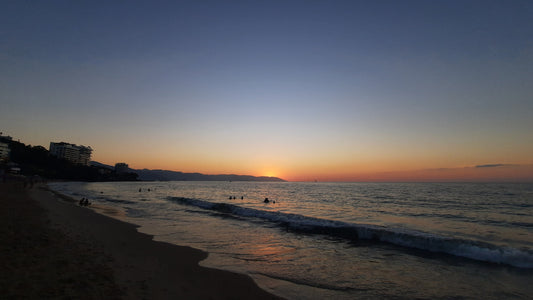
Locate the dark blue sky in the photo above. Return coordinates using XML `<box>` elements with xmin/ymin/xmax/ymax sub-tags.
<box><xmin>4</xmin><ymin>1</ymin><xmax>531</xmax><ymax>60</ymax></box>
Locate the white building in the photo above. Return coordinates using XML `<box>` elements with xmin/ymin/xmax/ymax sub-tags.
<box><xmin>0</xmin><ymin>142</ymin><xmax>9</xmax><ymax>162</ymax></box>
<box><xmin>49</xmin><ymin>142</ymin><xmax>92</xmax><ymax>166</ymax></box>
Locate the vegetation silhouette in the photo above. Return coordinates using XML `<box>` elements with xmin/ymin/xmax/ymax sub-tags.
<box><xmin>1</xmin><ymin>138</ymin><xmax>137</xmax><ymax>181</ymax></box>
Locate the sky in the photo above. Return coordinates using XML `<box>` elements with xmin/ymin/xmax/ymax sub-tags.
<box><xmin>1</xmin><ymin>0</ymin><xmax>532</xmax><ymax>181</ymax></box>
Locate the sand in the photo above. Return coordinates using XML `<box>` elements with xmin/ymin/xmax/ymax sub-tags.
<box><xmin>0</xmin><ymin>181</ymin><xmax>282</xmax><ymax>299</ymax></box>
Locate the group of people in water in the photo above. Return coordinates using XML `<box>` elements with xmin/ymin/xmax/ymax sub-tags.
<box><xmin>263</xmin><ymin>197</ymin><xmax>275</xmax><ymax>204</ymax></box>
<box><xmin>227</xmin><ymin>195</ymin><xmax>276</xmax><ymax>204</ymax></box>
<box><xmin>78</xmin><ymin>197</ymin><xmax>91</xmax><ymax>206</ymax></box>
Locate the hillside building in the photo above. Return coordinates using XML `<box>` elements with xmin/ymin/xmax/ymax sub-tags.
<box><xmin>0</xmin><ymin>142</ymin><xmax>9</xmax><ymax>162</ymax></box>
<box><xmin>115</xmin><ymin>163</ymin><xmax>130</xmax><ymax>174</ymax></box>
<box><xmin>49</xmin><ymin>142</ymin><xmax>92</xmax><ymax>166</ymax></box>
<box><xmin>0</xmin><ymin>132</ymin><xmax>13</xmax><ymax>142</ymax></box>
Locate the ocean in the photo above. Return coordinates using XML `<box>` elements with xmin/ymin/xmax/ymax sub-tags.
<box><xmin>48</xmin><ymin>181</ymin><xmax>533</xmax><ymax>299</ymax></box>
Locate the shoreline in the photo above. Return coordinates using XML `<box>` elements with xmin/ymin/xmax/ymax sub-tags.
<box><xmin>0</xmin><ymin>182</ymin><xmax>282</xmax><ymax>299</ymax></box>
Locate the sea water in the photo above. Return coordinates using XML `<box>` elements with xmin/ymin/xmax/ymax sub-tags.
<box><xmin>49</xmin><ymin>181</ymin><xmax>533</xmax><ymax>299</ymax></box>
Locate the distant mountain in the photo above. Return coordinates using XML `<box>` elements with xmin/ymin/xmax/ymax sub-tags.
<box><xmin>133</xmin><ymin>169</ymin><xmax>286</xmax><ymax>182</ymax></box>
<box><xmin>90</xmin><ymin>162</ymin><xmax>285</xmax><ymax>182</ymax></box>
<box><xmin>90</xmin><ymin>161</ymin><xmax>114</xmax><ymax>170</ymax></box>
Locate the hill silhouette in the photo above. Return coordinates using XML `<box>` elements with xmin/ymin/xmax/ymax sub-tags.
<box><xmin>134</xmin><ymin>168</ymin><xmax>285</xmax><ymax>182</ymax></box>
<box><xmin>90</xmin><ymin>162</ymin><xmax>285</xmax><ymax>182</ymax></box>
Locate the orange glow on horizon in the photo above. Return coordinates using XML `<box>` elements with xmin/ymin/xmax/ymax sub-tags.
<box><xmin>285</xmin><ymin>164</ymin><xmax>533</xmax><ymax>182</ymax></box>
<box><xmin>93</xmin><ymin>150</ymin><xmax>533</xmax><ymax>183</ymax></box>
<box><xmin>261</xmin><ymin>171</ymin><xmax>279</xmax><ymax>178</ymax></box>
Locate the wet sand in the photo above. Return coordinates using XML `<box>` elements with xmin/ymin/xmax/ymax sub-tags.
<box><xmin>0</xmin><ymin>182</ymin><xmax>282</xmax><ymax>299</ymax></box>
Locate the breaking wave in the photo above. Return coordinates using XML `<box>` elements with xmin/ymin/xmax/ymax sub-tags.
<box><xmin>168</xmin><ymin>196</ymin><xmax>533</xmax><ymax>269</ymax></box>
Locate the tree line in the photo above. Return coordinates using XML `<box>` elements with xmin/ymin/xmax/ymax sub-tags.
<box><xmin>1</xmin><ymin>138</ymin><xmax>138</xmax><ymax>181</ymax></box>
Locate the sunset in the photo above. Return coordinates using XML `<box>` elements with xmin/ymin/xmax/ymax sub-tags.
<box><xmin>1</xmin><ymin>1</ymin><xmax>532</xmax><ymax>299</ymax></box>
<box><xmin>2</xmin><ymin>1</ymin><xmax>532</xmax><ymax>182</ymax></box>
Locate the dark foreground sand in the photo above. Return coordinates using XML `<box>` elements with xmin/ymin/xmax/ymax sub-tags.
<box><xmin>0</xmin><ymin>182</ymin><xmax>282</xmax><ymax>299</ymax></box>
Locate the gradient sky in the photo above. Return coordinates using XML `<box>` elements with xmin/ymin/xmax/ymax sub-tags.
<box><xmin>1</xmin><ymin>1</ymin><xmax>532</xmax><ymax>181</ymax></box>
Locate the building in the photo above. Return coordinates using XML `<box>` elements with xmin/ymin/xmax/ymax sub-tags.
<box><xmin>115</xmin><ymin>163</ymin><xmax>130</xmax><ymax>174</ymax></box>
<box><xmin>0</xmin><ymin>132</ymin><xmax>13</xmax><ymax>142</ymax></box>
<box><xmin>0</xmin><ymin>142</ymin><xmax>9</xmax><ymax>162</ymax></box>
<box><xmin>49</xmin><ymin>142</ymin><xmax>92</xmax><ymax>166</ymax></box>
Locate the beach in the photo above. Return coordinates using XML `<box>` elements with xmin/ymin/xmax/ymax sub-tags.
<box><xmin>0</xmin><ymin>181</ymin><xmax>281</xmax><ymax>299</ymax></box>
<box><xmin>48</xmin><ymin>181</ymin><xmax>533</xmax><ymax>299</ymax></box>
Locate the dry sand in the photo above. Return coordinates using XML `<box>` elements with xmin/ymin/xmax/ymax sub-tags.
<box><xmin>0</xmin><ymin>181</ymin><xmax>282</xmax><ymax>299</ymax></box>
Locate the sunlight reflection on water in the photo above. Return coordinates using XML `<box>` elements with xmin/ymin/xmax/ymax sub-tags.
<box><xmin>50</xmin><ymin>181</ymin><xmax>533</xmax><ymax>299</ymax></box>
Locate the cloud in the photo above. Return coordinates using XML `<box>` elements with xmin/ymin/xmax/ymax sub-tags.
<box><xmin>475</xmin><ymin>164</ymin><xmax>507</xmax><ymax>168</ymax></box>
<box><xmin>350</xmin><ymin>164</ymin><xmax>533</xmax><ymax>182</ymax></box>
<box><xmin>475</xmin><ymin>164</ymin><xmax>518</xmax><ymax>168</ymax></box>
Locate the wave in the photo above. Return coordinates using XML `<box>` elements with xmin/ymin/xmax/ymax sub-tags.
<box><xmin>97</xmin><ymin>197</ymin><xmax>137</xmax><ymax>205</ymax></box>
<box><xmin>167</xmin><ymin>197</ymin><xmax>533</xmax><ymax>269</ymax></box>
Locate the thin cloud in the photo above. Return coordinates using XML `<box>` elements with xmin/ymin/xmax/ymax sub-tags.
<box><xmin>475</xmin><ymin>164</ymin><xmax>514</xmax><ymax>168</ymax></box>
<box><xmin>354</xmin><ymin>164</ymin><xmax>533</xmax><ymax>182</ymax></box>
